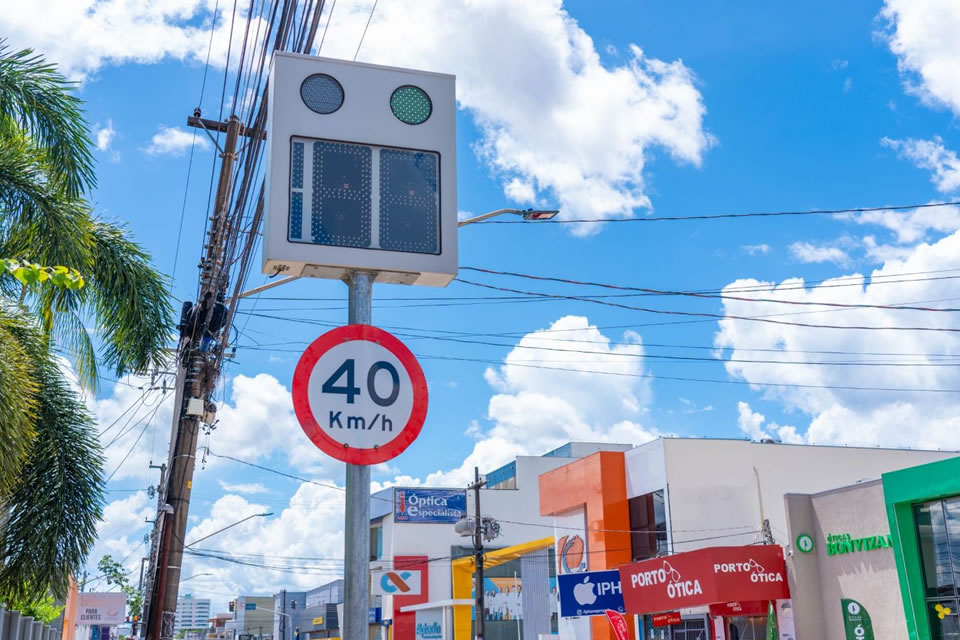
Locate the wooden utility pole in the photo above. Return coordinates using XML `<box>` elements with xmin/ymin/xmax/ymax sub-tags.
<box><xmin>143</xmin><ymin>115</ymin><xmax>242</xmax><ymax>640</ymax></box>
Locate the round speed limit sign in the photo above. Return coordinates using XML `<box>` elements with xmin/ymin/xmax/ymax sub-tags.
<box><xmin>292</xmin><ymin>325</ymin><xmax>428</xmax><ymax>465</ymax></box>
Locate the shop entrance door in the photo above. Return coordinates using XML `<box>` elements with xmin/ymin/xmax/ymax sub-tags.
<box><xmin>642</xmin><ymin>617</ymin><xmax>708</xmax><ymax>640</ymax></box>
<box><xmin>727</xmin><ymin>615</ymin><xmax>766</xmax><ymax>640</ymax></box>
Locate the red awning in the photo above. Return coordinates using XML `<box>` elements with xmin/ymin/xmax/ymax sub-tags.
<box><xmin>617</xmin><ymin>546</ymin><xmax>790</xmax><ymax>616</ymax></box>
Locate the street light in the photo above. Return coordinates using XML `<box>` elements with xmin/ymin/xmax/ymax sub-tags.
<box><xmin>458</xmin><ymin>208</ymin><xmax>560</xmax><ymax>227</ymax></box>
<box><xmin>180</xmin><ymin>573</ymin><xmax>213</xmax><ymax>583</ymax></box>
<box><xmin>185</xmin><ymin>512</ymin><xmax>273</xmax><ymax>548</ymax></box>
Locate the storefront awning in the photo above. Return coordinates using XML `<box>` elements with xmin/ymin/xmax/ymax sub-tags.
<box><xmin>618</xmin><ymin>545</ymin><xmax>790</xmax><ymax>615</ymax></box>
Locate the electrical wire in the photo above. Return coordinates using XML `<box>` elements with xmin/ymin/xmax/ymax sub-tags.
<box><xmin>461</xmin><ymin>266</ymin><xmax>960</xmax><ymax>313</ymax></box>
<box><xmin>472</xmin><ymin>199</ymin><xmax>960</xmax><ymax>225</ymax></box>
<box><xmin>354</xmin><ymin>0</ymin><xmax>379</xmax><ymax>60</ymax></box>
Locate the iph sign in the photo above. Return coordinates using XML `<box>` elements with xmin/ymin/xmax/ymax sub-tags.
<box><xmin>292</xmin><ymin>325</ymin><xmax>427</xmax><ymax>465</ymax></box>
<box><xmin>265</xmin><ymin>53</ymin><xmax>457</xmax><ymax>286</ymax></box>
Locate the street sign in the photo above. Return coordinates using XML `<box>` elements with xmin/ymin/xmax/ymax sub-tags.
<box><xmin>265</xmin><ymin>53</ymin><xmax>457</xmax><ymax>286</ymax></box>
<box><xmin>557</xmin><ymin>570</ymin><xmax>625</xmax><ymax>618</ymax></box>
<box><xmin>292</xmin><ymin>324</ymin><xmax>427</xmax><ymax>465</ymax></box>
<box><xmin>78</xmin><ymin>593</ymin><xmax>126</xmax><ymax>625</ymax></box>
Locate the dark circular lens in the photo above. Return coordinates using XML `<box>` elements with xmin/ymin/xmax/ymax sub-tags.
<box><xmin>390</xmin><ymin>85</ymin><xmax>432</xmax><ymax>125</ymax></box>
<box><xmin>300</xmin><ymin>74</ymin><xmax>344</xmax><ymax>114</ymax></box>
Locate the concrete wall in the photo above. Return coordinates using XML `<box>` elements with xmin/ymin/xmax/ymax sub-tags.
<box><xmin>637</xmin><ymin>438</ymin><xmax>956</xmax><ymax>553</ymax></box>
<box><xmin>785</xmin><ymin>481</ymin><xmax>906</xmax><ymax>640</ymax></box>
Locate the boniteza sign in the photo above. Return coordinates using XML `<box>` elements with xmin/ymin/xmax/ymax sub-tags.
<box><xmin>557</xmin><ymin>570</ymin><xmax>625</xmax><ymax>617</ymax></box>
<box><xmin>618</xmin><ymin>546</ymin><xmax>790</xmax><ymax>615</ymax></box>
<box><xmin>827</xmin><ymin>532</ymin><xmax>893</xmax><ymax>556</ymax></box>
<box><xmin>395</xmin><ymin>488</ymin><xmax>466</xmax><ymax>523</ymax></box>
<box><xmin>292</xmin><ymin>325</ymin><xmax>427</xmax><ymax>465</ymax></box>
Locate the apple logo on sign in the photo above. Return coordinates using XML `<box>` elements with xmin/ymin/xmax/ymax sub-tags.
<box><xmin>573</xmin><ymin>576</ymin><xmax>597</xmax><ymax>606</ymax></box>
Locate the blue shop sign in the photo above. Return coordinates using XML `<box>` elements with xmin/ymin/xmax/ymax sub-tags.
<box><xmin>557</xmin><ymin>570</ymin><xmax>625</xmax><ymax>618</ymax></box>
<box><xmin>395</xmin><ymin>488</ymin><xmax>466</xmax><ymax>523</ymax></box>
<box><xmin>369</xmin><ymin>607</ymin><xmax>382</xmax><ymax>624</ymax></box>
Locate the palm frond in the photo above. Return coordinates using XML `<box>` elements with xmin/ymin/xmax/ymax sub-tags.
<box><xmin>88</xmin><ymin>221</ymin><xmax>174</xmax><ymax>376</ymax></box>
<box><xmin>52</xmin><ymin>309</ymin><xmax>99</xmax><ymax>392</ymax></box>
<box><xmin>0</xmin><ymin>42</ymin><xmax>95</xmax><ymax>197</ymax></box>
<box><xmin>0</xmin><ymin>304</ymin><xmax>39</xmax><ymax>494</ymax></box>
<box><xmin>0</xmin><ymin>343</ymin><xmax>104</xmax><ymax>602</ymax></box>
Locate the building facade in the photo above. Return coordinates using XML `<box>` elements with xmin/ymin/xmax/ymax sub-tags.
<box><xmin>175</xmin><ymin>594</ymin><xmax>212</xmax><ymax>632</ymax></box>
<box><xmin>538</xmin><ymin>437</ymin><xmax>957</xmax><ymax>640</ymax></box>
<box><xmin>369</xmin><ymin>443</ymin><xmax>632</xmax><ymax>640</ymax></box>
<box><xmin>225</xmin><ymin>596</ymin><xmax>274</xmax><ymax>640</ymax></box>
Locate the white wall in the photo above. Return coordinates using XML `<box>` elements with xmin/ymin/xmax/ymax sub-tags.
<box><xmin>640</xmin><ymin>439</ymin><xmax>956</xmax><ymax>553</ymax></box>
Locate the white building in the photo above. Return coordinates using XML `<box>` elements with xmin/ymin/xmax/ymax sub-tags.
<box><xmin>175</xmin><ymin>594</ymin><xmax>212</xmax><ymax>632</ymax></box>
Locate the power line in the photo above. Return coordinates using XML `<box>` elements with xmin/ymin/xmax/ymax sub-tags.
<box><xmin>455</xmin><ymin>278</ymin><xmax>960</xmax><ymax>334</ymax></box>
<box><xmin>353</xmin><ymin>0</ymin><xmax>379</xmax><ymax>60</ymax></box>
<box><xmin>461</xmin><ymin>266</ymin><xmax>960</xmax><ymax>313</ymax></box>
<box><xmin>471</xmin><ymin>199</ymin><xmax>960</xmax><ymax>225</ymax></box>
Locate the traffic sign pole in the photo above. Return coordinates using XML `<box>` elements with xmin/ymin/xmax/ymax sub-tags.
<box><xmin>343</xmin><ymin>270</ymin><xmax>374</xmax><ymax>640</ymax></box>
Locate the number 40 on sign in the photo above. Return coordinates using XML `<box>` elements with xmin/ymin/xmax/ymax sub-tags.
<box><xmin>292</xmin><ymin>324</ymin><xmax>428</xmax><ymax>465</ymax></box>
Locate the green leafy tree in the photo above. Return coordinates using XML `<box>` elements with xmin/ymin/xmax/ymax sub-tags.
<box><xmin>2</xmin><ymin>592</ymin><xmax>63</xmax><ymax>624</ymax></box>
<box><xmin>97</xmin><ymin>555</ymin><xmax>143</xmax><ymax>619</ymax></box>
<box><xmin>0</xmin><ymin>41</ymin><xmax>174</xmax><ymax>603</ymax></box>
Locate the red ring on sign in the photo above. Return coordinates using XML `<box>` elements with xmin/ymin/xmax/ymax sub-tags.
<box><xmin>291</xmin><ymin>324</ymin><xmax>428</xmax><ymax>465</ymax></box>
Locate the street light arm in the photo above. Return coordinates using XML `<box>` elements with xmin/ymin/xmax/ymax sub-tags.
<box><xmin>184</xmin><ymin>512</ymin><xmax>273</xmax><ymax>548</ymax></box>
<box><xmin>458</xmin><ymin>209</ymin><xmax>520</xmax><ymax>227</ymax></box>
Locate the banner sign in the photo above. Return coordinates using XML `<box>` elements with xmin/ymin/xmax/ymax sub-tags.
<box><xmin>841</xmin><ymin>599</ymin><xmax>874</xmax><ymax>640</ymax></box>
<box><xmin>618</xmin><ymin>546</ymin><xmax>790</xmax><ymax>615</ymax></box>
<box><xmin>372</xmin><ymin>569</ymin><xmax>422</xmax><ymax>596</ymax></box>
<box><xmin>395</xmin><ymin>488</ymin><xmax>466</xmax><ymax>523</ymax></box>
<box><xmin>652</xmin><ymin>612</ymin><xmax>682</xmax><ymax>627</ymax></box>
<box><xmin>558</xmin><ymin>570</ymin><xmax>625</xmax><ymax>617</ymax></box>
<box><xmin>78</xmin><ymin>593</ymin><xmax>126</xmax><ymax>625</ymax></box>
<box><xmin>604</xmin><ymin>610</ymin><xmax>630</xmax><ymax>640</ymax></box>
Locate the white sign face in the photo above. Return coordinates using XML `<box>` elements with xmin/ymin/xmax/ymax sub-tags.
<box><xmin>292</xmin><ymin>325</ymin><xmax>428</xmax><ymax>465</ymax></box>
<box><xmin>414</xmin><ymin>608</ymin><xmax>442</xmax><ymax>640</ymax></box>
<box><xmin>371</xmin><ymin>569</ymin><xmax>422</xmax><ymax>597</ymax></box>
<box><xmin>78</xmin><ymin>593</ymin><xmax>126</xmax><ymax>625</ymax></box>
<box><xmin>265</xmin><ymin>53</ymin><xmax>457</xmax><ymax>287</ymax></box>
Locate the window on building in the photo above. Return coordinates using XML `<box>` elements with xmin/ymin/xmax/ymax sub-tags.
<box><xmin>370</xmin><ymin>525</ymin><xmax>383</xmax><ymax>561</ymax></box>
<box><xmin>915</xmin><ymin>497</ymin><xmax>960</xmax><ymax>639</ymax></box>
<box><xmin>629</xmin><ymin>490</ymin><xmax>668</xmax><ymax>561</ymax></box>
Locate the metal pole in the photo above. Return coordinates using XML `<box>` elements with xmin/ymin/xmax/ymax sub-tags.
<box><xmin>343</xmin><ymin>271</ymin><xmax>374</xmax><ymax>640</ymax></box>
<box><xmin>473</xmin><ymin>467</ymin><xmax>485</xmax><ymax>640</ymax></box>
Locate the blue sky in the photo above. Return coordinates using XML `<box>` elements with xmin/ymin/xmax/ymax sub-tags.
<box><xmin>5</xmin><ymin>0</ymin><xmax>960</xmax><ymax>606</ymax></box>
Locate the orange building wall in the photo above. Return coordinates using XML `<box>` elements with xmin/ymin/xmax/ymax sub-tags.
<box><xmin>539</xmin><ymin>451</ymin><xmax>633</xmax><ymax>640</ymax></box>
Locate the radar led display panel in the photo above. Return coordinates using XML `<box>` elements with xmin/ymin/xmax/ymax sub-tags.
<box><xmin>265</xmin><ymin>54</ymin><xmax>456</xmax><ymax>286</ymax></box>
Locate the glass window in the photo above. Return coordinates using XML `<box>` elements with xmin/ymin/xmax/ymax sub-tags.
<box><xmin>629</xmin><ymin>490</ymin><xmax>668</xmax><ymax>561</ymax></box>
<box><xmin>928</xmin><ymin>600</ymin><xmax>960</xmax><ymax>640</ymax></box>
<box><xmin>916</xmin><ymin>502</ymin><xmax>957</xmax><ymax>598</ymax></box>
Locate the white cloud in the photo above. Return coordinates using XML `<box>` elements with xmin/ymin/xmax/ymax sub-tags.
<box><xmin>843</xmin><ymin>77</ymin><xmax>853</xmax><ymax>93</ymax></box>
<box><xmin>837</xmin><ymin>203</ymin><xmax>960</xmax><ymax>246</ymax></box>
<box><xmin>736</xmin><ymin>401</ymin><xmax>769</xmax><ymax>440</ymax></box>
<box><xmin>0</xmin><ymin>0</ymin><xmax>268</xmax><ymax>81</ymax></box>
<box><xmin>715</xmin><ymin>229</ymin><xmax>960</xmax><ymax>450</ymax></box>
<box><xmin>317</xmin><ymin>0</ymin><xmax>714</xmax><ymax>228</ymax></box>
<box><xmin>880</xmin><ymin>0</ymin><xmax>960</xmax><ymax>115</ymax></box>
<box><xmin>94</xmin><ymin>120</ymin><xmax>116</xmax><ymax>152</ymax></box>
<box><xmin>882</xmin><ymin>136</ymin><xmax>960</xmax><ymax>193</ymax></box>
<box><xmin>415</xmin><ymin>315</ymin><xmax>660</xmax><ymax>486</ymax></box>
<box><xmin>788</xmin><ymin>241</ymin><xmax>851</xmax><ymax>266</ymax></box>
<box><xmin>145</xmin><ymin>126</ymin><xmax>209</xmax><ymax>156</ymax></box>
<box><xmin>831</xmin><ymin>59</ymin><xmax>849</xmax><ymax>70</ymax></box>
<box><xmin>504</xmin><ymin>178</ymin><xmax>536</xmax><ymax>204</ymax></box>
<box><xmin>218</xmin><ymin>481</ymin><xmax>271</xmax><ymax>495</ymax></box>
<box><xmin>741</xmin><ymin>244</ymin><xmax>770</xmax><ymax>256</ymax></box>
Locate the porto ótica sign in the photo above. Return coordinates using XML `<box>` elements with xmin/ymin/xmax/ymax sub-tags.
<box><xmin>292</xmin><ymin>325</ymin><xmax>427</xmax><ymax>465</ymax></box>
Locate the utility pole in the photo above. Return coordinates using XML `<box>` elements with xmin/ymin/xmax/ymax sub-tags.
<box><xmin>468</xmin><ymin>467</ymin><xmax>486</xmax><ymax>640</ymax></box>
<box><xmin>144</xmin><ymin>115</ymin><xmax>243</xmax><ymax>640</ymax></box>
<box><xmin>343</xmin><ymin>271</ymin><xmax>373</xmax><ymax>640</ymax></box>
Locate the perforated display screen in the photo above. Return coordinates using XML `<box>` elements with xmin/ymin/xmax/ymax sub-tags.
<box><xmin>289</xmin><ymin>137</ymin><xmax>440</xmax><ymax>255</ymax></box>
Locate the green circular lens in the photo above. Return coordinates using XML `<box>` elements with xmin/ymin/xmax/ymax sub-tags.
<box><xmin>390</xmin><ymin>85</ymin><xmax>432</xmax><ymax>125</ymax></box>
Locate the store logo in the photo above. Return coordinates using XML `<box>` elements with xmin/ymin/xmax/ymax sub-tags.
<box><xmin>557</xmin><ymin>535</ymin><xmax>586</xmax><ymax>574</ymax></box>
<box><xmin>380</xmin><ymin>571</ymin><xmax>413</xmax><ymax>593</ymax></box>
<box><xmin>573</xmin><ymin>576</ymin><xmax>597</xmax><ymax>606</ymax></box>
<box><xmin>713</xmin><ymin>558</ymin><xmax>784</xmax><ymax>583</ymax></box>
<box><xmin>629</xmin><ymin>560</ymin><xmax>703</xmax><ymax>599</ymax></box>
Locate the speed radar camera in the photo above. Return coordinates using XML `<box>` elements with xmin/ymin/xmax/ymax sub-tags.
<box><xmin>263</xmin><ymin>53</ymin><xmax>457</xmax><ymax>286</ymax></box>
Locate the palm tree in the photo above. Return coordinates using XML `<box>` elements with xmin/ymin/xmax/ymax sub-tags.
<box><xmin>0</xmin><ymin>42</ymin><xmax>174</xmax><ymax>602</ymax></box>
